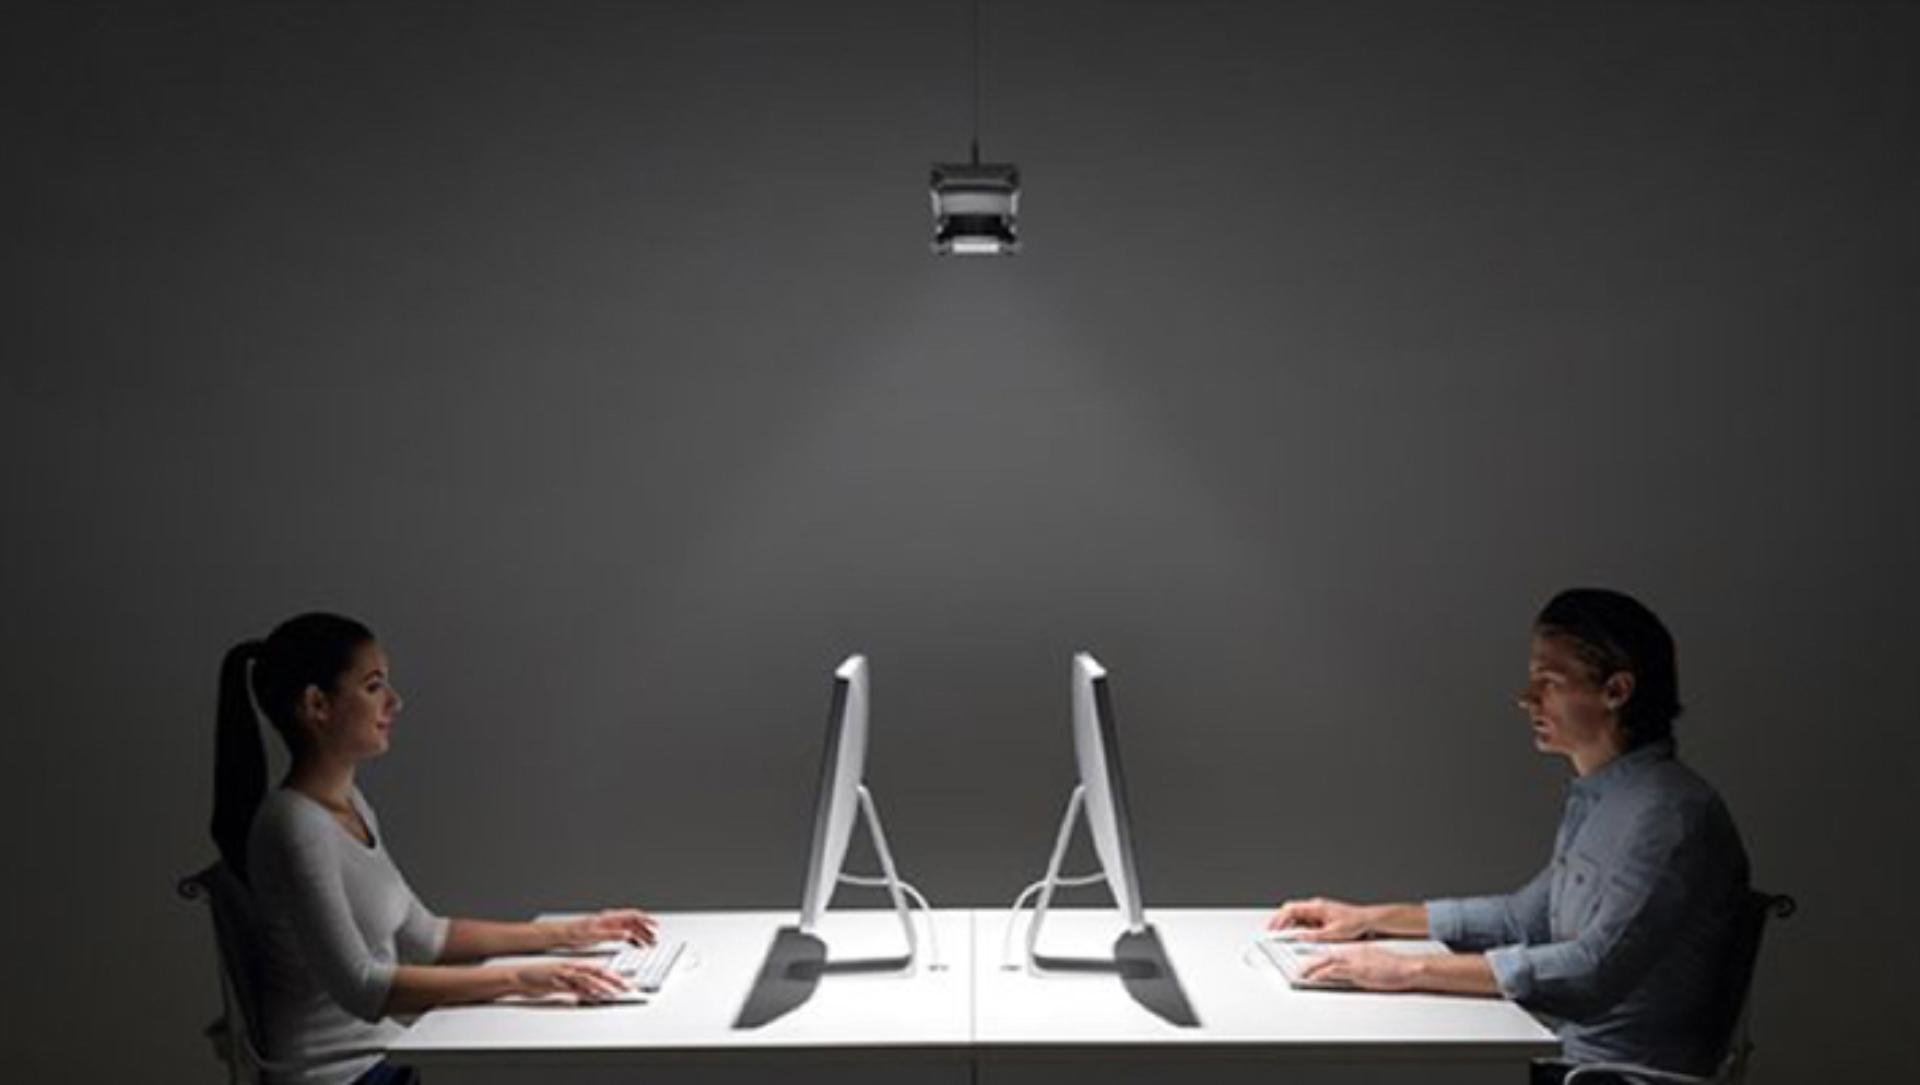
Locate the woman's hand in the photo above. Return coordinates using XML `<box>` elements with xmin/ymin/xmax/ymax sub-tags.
<box><xmin>553</xmin><ymin>908</ymin><xmax>659</xmax><ymax>949</ymax></box>
<box><xmin>509</xmin><ymin>960</ymin><xmax>631</xmax><ymax>1002</ymax></box>
<box><xmin>1266</xmin><ymin>897</ymin><xmax>1375</xmax><ymax>941</ymax></box>
<box><xmin>1297</xmin><ymin>945</ymin><xmax>1424</xmax><ymax>991</ymax></box>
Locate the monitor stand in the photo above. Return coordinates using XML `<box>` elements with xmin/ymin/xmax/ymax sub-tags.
<box><xmin>1006</xmin><ymin>786</ymin><xmax>1199</xmax><ymax>1027</ymax></box>
<box><xmin>810</xmin><ymin>784</ymin><xmax>928</xmax><ymax>972</ymax></box>
<box><xmin>737</xmin><ymin>786</ymin><xmax>938</xmax><ymax>1029</ymax></box>
<box><xmin>1016</xmin><ymin>783</ymin><xmax>1150</xmax><ymax>975</ymax></box>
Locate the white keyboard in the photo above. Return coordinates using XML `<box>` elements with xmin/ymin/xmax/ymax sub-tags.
<box><xmin>1255</xmin><ymin>936</ymin><xmax>1447</xmax><ymax>990</ymax></box>
<box><xmin>1255</xmin><ymin>936</ymin><xmax>1348</xmax><ymax>989</ymax></box>
<box><xmin>606</xmin><ymin>939</ymin><xmax>686</xmax><ymax>993</ymax></box>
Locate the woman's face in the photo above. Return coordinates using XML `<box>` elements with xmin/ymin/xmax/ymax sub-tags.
<box><xmin>1517</xmin><ymin>633</ymin><xmax>1627</xmax><ymax>761</ymax></box>
<box><xmin>302</xmin><ymin>642</ymin><xmax>403</xmax><ymax>761</ymax></box>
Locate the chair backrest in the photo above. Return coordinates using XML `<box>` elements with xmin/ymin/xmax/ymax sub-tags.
<box><xmin>1706</xmin><ymin>888</ymin><xmax>1795</xmax><ymax>1079</ymax></box>
<box><xmin>179</xmin><ymin>861</ymin><xmax>272</xmax><ymax>1079</ymax></box>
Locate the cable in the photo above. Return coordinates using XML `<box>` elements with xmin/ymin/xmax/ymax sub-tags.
<box><xmin>998</xmin><ymin>873</ymin><xmax>1105</xmax><ymax>969</ymax></box>
<box><xmin>838</xmin><ymin>873</ymin><xmax>944</xmax><ymax>970</ymax></box>
<box><xmin>971</xmin><ymin>0</ymin><xmax>981</xmax><ymax>161</ymax></box>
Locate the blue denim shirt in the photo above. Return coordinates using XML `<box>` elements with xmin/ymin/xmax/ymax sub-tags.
<box><xmin>1426</xmin><ymin>740</ymin><xmax>1750</xmax><ymax>1074</ymax></box>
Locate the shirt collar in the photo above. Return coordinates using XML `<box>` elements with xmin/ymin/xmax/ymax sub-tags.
<box><xmin>1571</xmin><ymin>737</ymin><xmax>1675</xmax><ymax>794</ymax></box>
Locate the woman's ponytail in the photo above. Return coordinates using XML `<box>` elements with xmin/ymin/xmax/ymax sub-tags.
<box><xmin>212</xmin><ymin>639</ymin><xmax>267</xmax><ymax>883</ymax></box>
<box><xmin>209</xmin><ymin>614</ymin><xmax>377</xmax><ymax>881</ymax></box>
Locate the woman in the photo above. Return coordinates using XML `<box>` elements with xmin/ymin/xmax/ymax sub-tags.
<box><xmin>212</xmin><ymin>613</ymin><xmax>657</xmax><ymax>1085</ymax></box>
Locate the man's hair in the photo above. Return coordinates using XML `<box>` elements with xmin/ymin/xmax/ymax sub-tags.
<box><xmin>1535</xmin><ymin>588</ymin><xmax>1683</xmax><ymax>749</ymax></box>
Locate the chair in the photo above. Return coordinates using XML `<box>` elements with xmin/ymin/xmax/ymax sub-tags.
<box><xmin>1557</xmin><ymin>890</ymin><xmax>1797</xmax><ymax>1085</ymax></box>
<box><xmin>179</xmin><ymin>862</ymin><xmax>387</xmax><ymax>1085</ymax></box>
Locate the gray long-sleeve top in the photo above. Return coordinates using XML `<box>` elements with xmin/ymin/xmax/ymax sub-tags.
<box><xmin>249</xmin><ymin>786</ymin><xmax>450</xmax><ymax>1085</ymax></box>
<box><xmin>1426</xmin><ymin>739</ymin><xmax>1750</xmax><ymax>1075</ymax></box>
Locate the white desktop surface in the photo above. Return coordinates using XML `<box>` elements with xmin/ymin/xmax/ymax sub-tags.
<box><xmin>975</xmin><ymin>908</ymin><xmax>1557</xmax><ymax>1061</ymax></box>
<box><xmin>392</xmin><ymin>909</ymin><xmax>971</xmax><ymax>1066</ymax></box>
<box><xmin>392</xmin><ymin>907</ymin><xmax>1557</xmax><ymax>1070</ymax></box>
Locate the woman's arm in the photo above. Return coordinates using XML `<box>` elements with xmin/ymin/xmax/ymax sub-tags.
<box><xmin>437</xmin><ymin>910</ymin><xmax>659</xmax><ymax>963</ymax></box>
<box><xmin>254</xmin><ymin>812</ymin><xmax>410</xmax><ymax>1022</ymax></box>
<box><xmin>439</xmin><ymin>919</ymin><xmax>570</xmax><ymax>961</ymax></box>
<box><xmin>382</xmin><ymin>960</ymin><xmax>630</xmax><ymax>1016</ymax></box>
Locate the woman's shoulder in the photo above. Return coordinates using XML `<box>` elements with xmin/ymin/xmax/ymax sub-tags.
<box><xmin>249</xmin><ymin>787</ymin><xmax>337</xmax><ymax>854</ymax></box>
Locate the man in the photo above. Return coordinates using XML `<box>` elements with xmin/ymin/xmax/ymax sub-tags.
<box><xmin>1268</xmin><ymin>589</ymin><xmax>1750</xmax><ymax>1082</ymax></box>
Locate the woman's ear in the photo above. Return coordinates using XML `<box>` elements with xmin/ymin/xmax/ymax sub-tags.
<box><xmin>297</xmin><ymin>684</ymin><xmax>331</xmax><ymax>728</ymax></box>
<box><xmin>1602</xmin><ymin>671</ymin><xmax>1636</xmax><ymax>712</ymax></box>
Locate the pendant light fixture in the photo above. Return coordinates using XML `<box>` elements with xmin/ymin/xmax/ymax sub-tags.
<box><xmin>930</xmin><ymin>0</ymin><xmax>1020</xmax><ymax>255</ymax></box>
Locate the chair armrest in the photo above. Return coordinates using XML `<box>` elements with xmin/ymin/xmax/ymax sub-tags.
<box><xmin>1565</xmin><ymin>1062</ymin><xmax>1711</xmax><ymax>1084</ymax></box>
<box><xmin>203</xmin><ymin>1017</ymin><xmax>233</xmax><ymax>1060</ymax></box>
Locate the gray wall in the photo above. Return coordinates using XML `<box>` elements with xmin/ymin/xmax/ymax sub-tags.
<box><xmin>6</xmin><ymin>1</ymin><xmax>1915</xmax><ymax>1080</ymax></box>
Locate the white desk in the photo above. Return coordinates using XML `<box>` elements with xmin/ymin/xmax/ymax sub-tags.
<box><xmin>975</xmin><ymin>908</ymin><xmax>1557</xmax><ymax>1085</ymax></box>
<box><xmin>393</xmin><ymin>910</ymin><xmax>971</xmax><ymax>1069</ymax></box>
<box><xmin>391</xmin><ymin>907</ymin><xmax>1557</xmax><ymax>1084</ymax></box>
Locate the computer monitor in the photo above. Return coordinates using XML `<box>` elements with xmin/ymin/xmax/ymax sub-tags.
<box><xmin>1069</xmin><ymin>653</ymin><xmax>1147</xmax><ymax>934</ymax></box>
<box><xmin>791</xmin><ymin>654</ymin><xmax>928</xmax><ymax>966</ymax></box>
<box><xmin>1002</xmin><ymin>654</ymin><xmax>1194</xmax><ymax>1023</ymax></box>
<box><xmin>799</xmin><ymin>655</ymin><xmax>873</xmax><ymax>932</ymax></box>
<box><xmin>1014</xmin><ymin>652</ymin><xmax>1155</xmax><ymax>970</ymax></box>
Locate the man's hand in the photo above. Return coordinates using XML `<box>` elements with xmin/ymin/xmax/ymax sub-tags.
<box><xmin>1266</xmin><ymin>897</ymin><xmax>1374</xmax><ymax>941</ymax></box>
<box><xmin>1297</xmin><ymin>945</ymin><xmax>1424</xmax><ymax>991</ymax></box>
<box><xmin>555</xmin><ymin>908</ymin><xmax>659</xmax><ymax>948</ymax></box>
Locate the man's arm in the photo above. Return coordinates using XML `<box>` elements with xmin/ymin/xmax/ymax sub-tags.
<box><xmin>1414</xmin><ymin>952</ymin><xmax>1503</xmax><ymax>996</ymax></box>
<box><xmin>1363</xmin><ymin>902</ymin><xmax>1433</xmax><ymax>937</ymax></box>
<box><xmin>1427</xmin><ymin>864</ymin><xmax>1554</xmax><ymax>950</ymax></box>
<box><xmin>1300</xmin><ymin>945</ymin><xmax>1504</xmax><ymax>995</ymax></box>
<box><xmin>1272</xmin><ymin>868</ymin><xmax>1552</xmax><ymax>948</ymax></box>
<box><xmin>1266</xmin><ymin>898</ymin><xmax>1431</xmax><ymax>939</ymax></box>
<box><xmin>1482</xmin><ymin>803</ymin><xmax>1706</xmax><ymax>1019</ymax></box>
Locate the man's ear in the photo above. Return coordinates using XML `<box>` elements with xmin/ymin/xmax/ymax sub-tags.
<box><xmin>1602</xmin><ymin>671</ymin><xmax>1636</xmax><ymax>713</ymax></box>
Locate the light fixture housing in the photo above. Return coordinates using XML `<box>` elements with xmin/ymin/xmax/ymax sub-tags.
<box><xmin>930</xmin><ymin>160</ymin><xmax>1020</xmax><ymax>256</ymax></box>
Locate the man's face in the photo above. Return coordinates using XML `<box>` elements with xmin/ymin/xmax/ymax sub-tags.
<box><xmin>1517</xmin><ymin>633</ymin><xmax>1622</xmax><ymax>758</ymax></box>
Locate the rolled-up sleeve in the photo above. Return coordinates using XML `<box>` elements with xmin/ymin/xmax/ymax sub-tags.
<box><xmin>1427</xmin><ymin>864</ymin><xmax>1551</xmax><ymax>951</ymax></box>
<box><xmin>1481</xmin><ymin>804</ymin><xmax>1698</xmax><ymax>1019</ymax></box>
<box><xmin>257</xmin><ymin>826</ymin><xmax>399</xmax><ymax>1022</ymax></box>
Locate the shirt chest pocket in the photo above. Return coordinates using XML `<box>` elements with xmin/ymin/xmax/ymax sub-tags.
<box><xmin>1553</xmin><ymin>851</ymin><xmax>1607</xmax><ymax>939</ymax></box>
